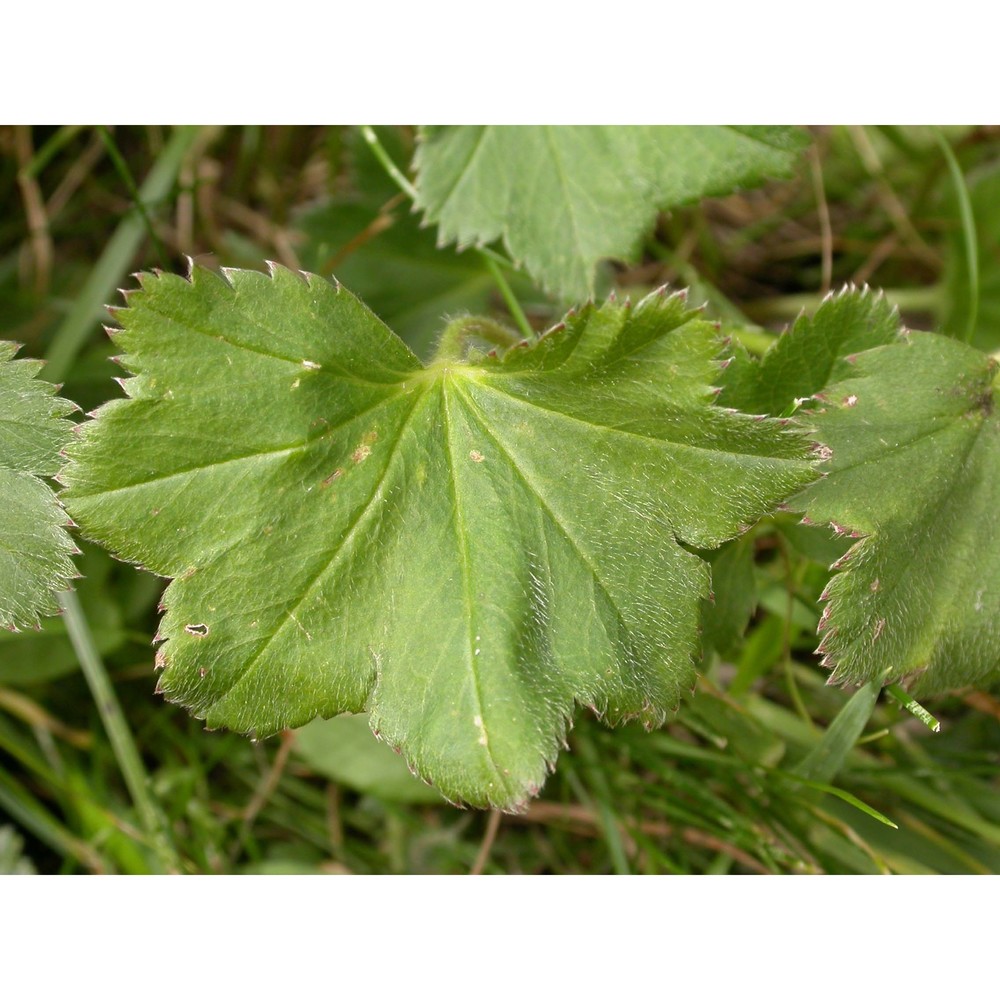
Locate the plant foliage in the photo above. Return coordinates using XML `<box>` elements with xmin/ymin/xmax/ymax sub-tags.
<box><xmin>795</xmin><ymin>327</ymin><xmax>1000</xmax><ymax>694</ymax></box>
<box><xmin>61</xmin><ymin>265</ymin><xmax>814</xmax><ymax>808</ymax></box>
<box><xmin>0</xmin><ymin>343</ymin><xmax>77</xmax><ymax>629</ymax></box>
<box><xmin>731</xmin><ymin>289</ymin><xmax>1000</xmax><ymax>694</ymax></box>
<box><xmin>414</xmin><ymin>125</ymin><xmax>810</xmax><ymax>300</ymax></box>
<box><xmin>4</xmin><ymin>124</ymin><xmax>1000</xmax><ymax>874</ymax></box>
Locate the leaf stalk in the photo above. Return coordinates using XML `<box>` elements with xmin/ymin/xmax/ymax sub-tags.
<box><xmin>359</xmin><ymin>126</ymin><xmax>418</xmax><ymax>202</ymax></box>
<box><xmin>479</xmin><ymin>252</ymin><xmax>534</xmax><ymax>340</ymax></box>
<box><xmin>432</xmin><ymin>315</ymin><xmax>522</xmax><ymax>363</ymax></box>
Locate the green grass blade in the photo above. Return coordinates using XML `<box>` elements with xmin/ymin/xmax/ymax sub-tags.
<box><xmin>18</xmin><ymin>125</ymin><xmax>87</xmax><ymax>180</ymax></box>
<box><xmin>0</xmin><ymin>769</ymin><xmax>106</xmax><ymax>872</ymax></box>
<box><xmin>935</xmin><ymin>128</ymin><xmax>979</xmax><ymax>343</ymax></box>
<box><xmin>480</xmin><ymin>252</ymin><xmax>534</xmax><ymax>340</ymax></box>
<box><xmin>870</xmin><ymin>771</ymin><xmax>1000</xmax><ymax>847</ymax></box>
<box><xmin>785</xmin><ymin>773</ymin><xmax>898</xmax><ymax>828</ymax></box>
<box><xmin>95</xmin><ymin>126</ymin><xmax>168</xmax><ymax>264</ymax></box>
<box><xmin>59</xmin><ymin>590</ymin><xmax>181</xmax><ymax>873</ymax></box>
<box><xmin>359</xmin><ymin>125</ymin><xmax>417</xmax><ymax>201</ymax></box>
<box><xmin>886</xmin><ymin>684</ymin><xmax>941</xmax><ymax>732</ymax></box>
<box><xmin>566</xmin><ymin>737</ymin><xmax>632</xmax><ymax>875</ymax></box>
<box><xmin>793</xmin><ymin>681</ymin><xmax>879</xmax><ymax>785</ymax></box>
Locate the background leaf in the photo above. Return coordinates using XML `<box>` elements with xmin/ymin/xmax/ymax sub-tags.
<box><xmin>792</xmin><ymin>329</ymin><xmax>1000</xmax><ymax>694</ymax></box>
<box><xmin>294</xmin><ymin>714</ymin><xmax>444</xmax><ymax>804</ymax></box>
<box><xmin>413</xmin><ymin>125</ymin><xmax>810</xmax><ymax>301</ymax></box>
<box><xmin>733</xmin><ymin>287</ymin><xmax>1000</xmax><ymax>694</ymax></box>
<box><xmin>0</xmin><ymin>342</ymin><xmax>77</xmax><ymax>629</ymax></box>
<box><xmin>700</xmin><ymin>535</ymin><xmax>757</xmax><ymax>660</ymax></box>
<box><xmin>62</xmin><ymin>267</ymin><xmax>814</xmax><ymax>809</ymax></box>
<box><xmin>295</xmin><ymin>127</ymin><xmax>539</xmax><ymax>360</ymax></box>
<box><xmin>0</xmin><ymin>544</ymin><xmax>126</xmax><ymax>684</ymax></box>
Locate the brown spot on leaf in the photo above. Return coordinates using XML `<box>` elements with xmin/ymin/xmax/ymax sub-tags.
<box><xmin>469</xmin><ymin>450</ymin><xmax>485</xmax><ymax>463</ymax></box>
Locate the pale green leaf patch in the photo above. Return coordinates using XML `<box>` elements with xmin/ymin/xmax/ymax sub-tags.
<box><xmin>295</xmin><ymin>713</ymin><xmax>444</xmax><ymax>804</ymax></box>
<box><xmin>62</xmin><ymin>265</ymin><xmax>814</xmax><ymax>809</ymax></box>
<box><xmin>0</xmin><ymin>343</ymin><xmax>78</xmax><ymax>629</ymax></box>
<box><xmin>414</xmin><ymin>125</ymin><xmax>810</xmax><ymax>302</ymax></box>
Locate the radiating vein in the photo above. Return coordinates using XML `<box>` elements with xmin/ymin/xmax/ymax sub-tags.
<box><xmin>454</xmin><ymin>382</ymin><xmax>634</xmax><ymax>651</ymax></box>
<box><xmin>199</xmin><ymin>388</ymin><xmax>427</xmax><ymax>711</ymax></box>
<box><xmin>441</xmin><ymin>382</ymin><xmax>505</xmax><ymax>782</ymax></box>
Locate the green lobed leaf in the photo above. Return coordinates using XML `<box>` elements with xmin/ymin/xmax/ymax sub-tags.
<box><xmin>0</xmin><ymin>343</ymin><xmax>77</xmax><ymax>629</ymax></box>
<box><xmin>794</xmin><ymin>330</ymin><xmax>1000</xmax><ymax>694</ymax></box>
<box><xmin>413</xmin><ymin>125</ymin><xmax>810</xmax><ymax>302</ymax></box>
<box><xmin>62</xmin><ymin>265</ymin><xmax>814</xmax><ymax>809</ymax></box>
<box><xmin>738</xmin><ymin>288</ymin><xmax>1000</xmax><ymax>695</ymax></box>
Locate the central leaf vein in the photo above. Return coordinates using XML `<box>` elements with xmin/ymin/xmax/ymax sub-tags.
<box><xmin>442</xmin><ymin>383</ymin><xmax>505</xmax><ymax>781</ymax></box>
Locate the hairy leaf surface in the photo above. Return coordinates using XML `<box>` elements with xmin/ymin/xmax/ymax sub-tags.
<box><xmin>0</xmin><ymin>343</ymin><xmax>77</xmax><ymax>628</ymax></box>
<box><xmin>737</xmin><ymin>290</ymin><xmax>1000</xmax><ymax>694</ymax></box>
<box><xmin>413</xmin><ymin>126</ymin><xmax>810</xmax><ymax>301</ymax></box>
<box><xmin>720</xmin><ymin>289</ymin><xmax>901</xmax><ymax>416</ymax></box>
<box><xmin>62</xmin><ymin>266</ymin><xmax>814</xmax><ymax>808</ymax></box>
<box><xmin>795</xmin><ymin>332</ymin><xmax>1000</xmax><ymax>694</ymax></box>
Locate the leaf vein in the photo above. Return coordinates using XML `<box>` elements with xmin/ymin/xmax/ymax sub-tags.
<box><xmin>70</xmin><ymin>392</ymin><xmax>405</xmax><ymax>500</ymax></box>
<box><xmin>441</xmin><ymin>383</ymin><xmax>507</xmax><ymax>783</ymax></box>
<box><xmin>193</xmin><ymin>389</ymin><xmax>428</xmax><ymax>714</ymax></box>
<box><xmin>139</xmin><ymin>297</ymin><xmax>409</xmax><ymax>389</ymax></box>
<box><xmin>454</xmin><ymin>383</ymin><xmax>634</xmax><ymax>652</ymax></box>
